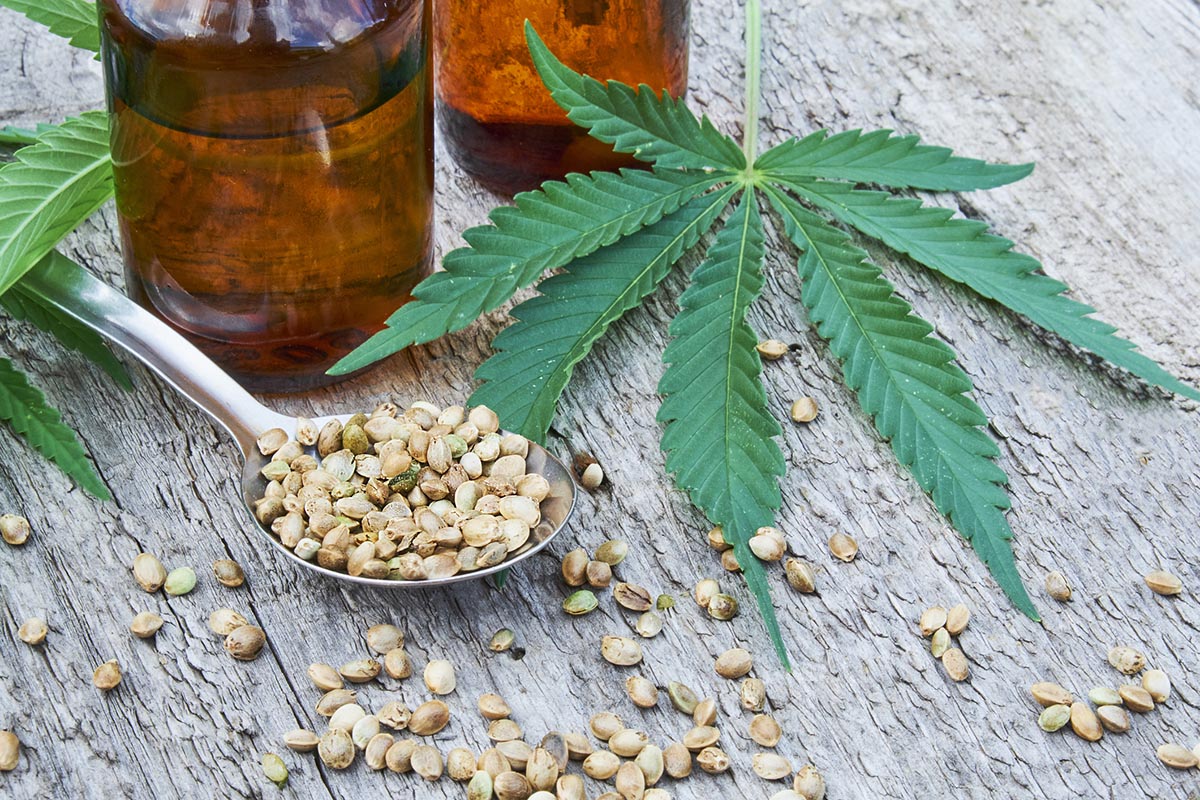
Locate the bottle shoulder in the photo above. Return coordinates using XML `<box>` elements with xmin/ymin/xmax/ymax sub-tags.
<box><xmin>101</xmin><ymin>0</ymin><xmax>412</xmax><ymax>49</ymax></box>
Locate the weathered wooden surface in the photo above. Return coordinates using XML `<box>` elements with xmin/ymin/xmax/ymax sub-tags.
<box><xmin>2</xmin><ymin>1</ymin><xmax>1199</xmax><ymax>798</ymax></box>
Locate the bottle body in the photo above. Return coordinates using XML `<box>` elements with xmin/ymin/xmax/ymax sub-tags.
<box><xmin>434</xmin><ymin>0</ymin><xmax>690</xmax><ymax>195</ymax></box>
<box><xmin>99</xmin><ymin>0</ymin><xmax>433</xmax><ymax>392</ymax></box>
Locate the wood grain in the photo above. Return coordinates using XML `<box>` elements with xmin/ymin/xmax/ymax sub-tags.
<box><xmin>1</xmin><ymin>1</ymin><xmax>1198</xmax><ymax>798</ymax></box>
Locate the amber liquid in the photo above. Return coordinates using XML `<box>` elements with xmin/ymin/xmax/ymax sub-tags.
<box><xmin>434</xmin><ymin>0</ymin><xmax>690</xmax><ymax>195</ymax></box>
<box><xmin>99</xmin><ymin>0</ymin><xmax>434</xmax><ymax>392</ymax></box>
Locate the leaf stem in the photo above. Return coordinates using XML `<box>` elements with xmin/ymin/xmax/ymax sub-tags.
<box><xmin>742</xmin><ymin>0</ymin><xmax>762</xmax><ymax>165</ymax></box>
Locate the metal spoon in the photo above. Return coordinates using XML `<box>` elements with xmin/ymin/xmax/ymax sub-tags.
<box><xmin>20</xmin><ymin>254</ymin><xmax>576</xmax><ymax>588</ymax></box>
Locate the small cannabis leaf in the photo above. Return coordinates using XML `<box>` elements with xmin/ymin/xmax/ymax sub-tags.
<box><xmin>0</xmin><ymin>356</ymin><xmax>110</xmax><ymax>498</ymax></box>
<box><xmin>0</xmin><ymin>112</ymin><xmax>114</xmax><ymax>297</ymax></box>
<box><xmin>1</xmin><ymin>253</ymin><xmax>133</xmax><ymax>391</ymax></box>
<box><xmin>0</xmin><ymin>0</ymin><xmax>101</xmax><ymax>54</ymax></box>
<box><xmin>0</xmin><ymin>1</ymin><xmax>122</xmax><ymax>497</ymax></box>
<box><xmin>337</xmin><ymin>22</ymin><xmax>1199</xmax><ymax>664</ymax></box>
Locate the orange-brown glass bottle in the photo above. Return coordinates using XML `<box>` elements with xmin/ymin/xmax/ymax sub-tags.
<box><xmin>434</xmin><ymin>0</ymin><xmax>690</xmax><ymax>195</ymax></box>
<box><xmin>98</xmin><ymin>0</ymin><xmax>433</xmax><ymax>392</ymax></box>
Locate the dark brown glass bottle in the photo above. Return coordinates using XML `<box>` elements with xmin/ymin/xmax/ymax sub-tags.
<box><xmin>98</xmin><ymin>0</ymin><xmax>433</xmax><ymax>392</ymax></box>
<box><xmin>434</xmin><ymin>0</ymin><xmax>690</xmax><ymax>195</ymax></box>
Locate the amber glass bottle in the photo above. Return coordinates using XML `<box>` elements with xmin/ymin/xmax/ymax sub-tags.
<box><xmin>434</xmin><ymin>0</ymin><xmax>690</xmax><ymax>195</ymax></box>
<box><xmin>98</xmin><ymin>0</ymin><xmax>433</xmax><ymax>392</ymax></box>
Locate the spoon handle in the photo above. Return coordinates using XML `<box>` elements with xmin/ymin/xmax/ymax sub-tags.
<box><xmin>19</xmin><ymin>253</ymin><xmax>289</xmax><ymax>454</ymax></box>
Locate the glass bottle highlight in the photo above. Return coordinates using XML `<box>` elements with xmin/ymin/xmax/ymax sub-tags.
<box><xmin>434</xmin><ymin>0</ymin><xmax>690</xmax><ymax>195</ymax></box>
<box><xmin>98</xmin><ymin>0</ymin><xmax>433</xmax><ymax>392</ymax></box>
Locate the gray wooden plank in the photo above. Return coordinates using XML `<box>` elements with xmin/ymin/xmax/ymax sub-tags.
<box><xmin>1</xmin><ymin>1</ymin><xmax>1198</xmax><ymax>798</ymax></box>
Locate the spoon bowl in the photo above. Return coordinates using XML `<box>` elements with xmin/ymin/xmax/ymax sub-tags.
<box><xmin>239</xmin><ymin>414</ymin><xmax>576</xmax><ymax>588</ymax></box>
<box><xmin>23</xmin><ymin>255</ymin><xmax>577</xmax><ymax>589</ymax></box>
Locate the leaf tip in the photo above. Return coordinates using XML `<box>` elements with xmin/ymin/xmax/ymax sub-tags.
<box><xmin>87</xmin><ymin>483</ymin><xmax>113</xmax><ymax>502</ymax></box>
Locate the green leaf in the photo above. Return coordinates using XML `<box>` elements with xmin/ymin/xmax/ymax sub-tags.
<box><xmin>0</xmin><ymin>112</ymin><xmax>114</xmax><ymax>298</ymax></box>
<box><xmin>0</xmin><ymin>0</ymin><xmax>101</xmax><ymax>53</ymax></box>
<box><xmin>764</xmin><ymin>185</ymin><xmax>1038</xmax><ymax>620</ymax></box>
<box><xmin>525</xmin><ymin>23</ymin><xmax>746</xmax><ymax>172</ymax></box>
<box><xmin>0</xmin><ymin>124</ymin><xmax>56</xmax><ymax>148</ymax></box>
<box><xmin>0</xmin><ymin>356</ymin><xmax>110</xmax><ymax>499</ymax></box>
<box><xmin>471</xmin><ymin>186</ymin><xmax>737</xmax><ymax>442</ymax></box>
<box><xmin>2</xmin><ymin>253</ymin><xmax>133</xmax><ymax>390</ymax></box>
<box><xmin>756</xmin><ymin>129</ymin><xmax>1033</xmax><ymax>191</ymax></box>
<box><xmin>786</xmin><ymin>179</ymin><xmax>1200</xmax><ymax>402</ymax></box>
<box><xmin>330</xmin><ymin>167</ymin><xmax>722</xmax><ymax>374</ymax></box>
<box><xmin>657</xmin><ymin>191</ymin><xmax>790</xmax><ymax>666</ymax></box>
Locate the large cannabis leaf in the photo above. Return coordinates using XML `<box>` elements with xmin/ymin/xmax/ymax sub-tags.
<box><xmin>335</xmin><ymin>23</ymin><xmax>1199</xmax><ymax>663</ymax></box>
<box><xmin>6</xmin><ymin>0</ymin><xmax>1197</xmax><ymax>663</ymax></box>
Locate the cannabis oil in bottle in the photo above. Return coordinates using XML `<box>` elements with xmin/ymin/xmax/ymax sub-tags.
<box><xmin>98</xmin><ymin>0</ymin><xmax>433</xmax><ymax>392</ymax></box>
<box><xmin>434</xmin><ymin>0</ymin><xmax>690</xmax><ymax>195</ymax></box>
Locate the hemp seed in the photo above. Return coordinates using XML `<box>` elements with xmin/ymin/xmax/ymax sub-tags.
<box><xmin>1107</xmin><ymin>646</ymin><xmax>1146</xmax><ymax>676</ymax></box>
<box><xmin>224</xmin><ymin>625</ymin><xmax>265</xmax><ymax>660</ymax></box>
<box><xmin>17</xmin><ymin>617</ymin><xmax>47</xmax><ymax>645</ymax></box>
<box><xmin>283</xmin><ymin>729</ymin><xmax>320</xmax><ymax>753</ymax></box>
<box><xmin>1069</xmin><ymin>702</ymin><xmax>1102</xmax><ymax>742</ymax></box>
<box><xmin>1144</xmin><ymin>570</ymin><xmax>1183</xmax><ymax>596</ymax></box>
<box><xmin>129</xmin><ymin>611</ymin><xmax>164</xmax><ymax>639</ymax></box>
<box><xmin>790</xmin><ymin>397</ymin><xmax>819</xmax><ymax>423</ymax></box>
<box><xmin>919</xmin><ymin>606</ymin><xmax>948</xmax><ymax>637</ymax></box>
<box><xmin>92</xmin><ymin>660</ymin><xmax>122</xmax><ymax>691</ymax></box>
<box><xmin>0</xmin><ymin>514</ymin><xmax>30</xmax><ymax>546</ymax></box>
<box><xmin>1142</xmin><ymin>669</ymin><xmax>1171</xmax><ymax>703</ymax></box>
<box><xmin>828</xmin><ymin>533</ymin><xmax>858</xmax><ymax>562</ymax></box>
<box><xmin>163</xmin><ymin>566</ymin><xmax>197</xmax><ymax>596</ymax></box>
<box><xmin>756</xmin><ymin>339</ymin><xmax>788</xmax><ymax>360</ymax></box>
<box><xmin>749</xmin><ymin>714</ymin><xmax>782</xmax><ymax>747</ymax></box>
<box><xmin>424</xmin><ymin>659</ymin><xmax>457</xmax><ymax>694</ymax></box>
<box><xmin>261</xmin><ymin>752</ymin><xmax>288</xmax><ymax>788</ymax></box>
<box><xmin>365</xmin><ymin>623</ymin><xmax>404</xmax><ymax>654</ymax></box>
<box><xmin>208</xmin><ymin>608</ymin><xmax>248</xmax><ymax>635</ymax></box>
<box><xmin>1044</xmin><ymin>571</ymin><xmax>1071</xmax><ymax>602</ymax></box>
<box><xmin>625</xmin><ymin>676</ymin><xmax>659</xmax><ymax>708</ymax></box>
<box><xmin>753</xmin><ymin>752</ymin><xmax>793</xmax><ymax>780</ymax></box>
<box><xmin>1156</xmin><ymin>743</ymin><xmax>1198</xmax><ymax>769</ymax></box>
<box><xmin>601</xmin><ymin>636</ymin><xmax>643</xmax><ymax>666</ymax></box>
<box><xmin>784</xmin><ymin>559</ymin><xmax>816</xmax><ymax>593</ymax></box>
<box><xmin>1030</xmin><ymin>682</ymin><xmax>1073</xmax><ymax>708</ymax></box>
<box><xmin>408</xmin><ymin>700</ymin><xmax>451</xmax><ymax>736</ymax></box>
<box><xmin>794</xmin><ymin>765</ymin><xmax>826</xmax><ymax>800</ymax></box>
<box><xmin>714</xmin><ymin>647</ymin><xmax>753</xmax><ymax>679</ymax></box>
<box><xmin>211</xmin><ymin>559</ymin><xmax>245</xmax><ymax>588</ymax></box>
<box><xmin>132</xmin><ymin>553</ymin><xmax>167</xmax><ymax>593</ymax></box>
